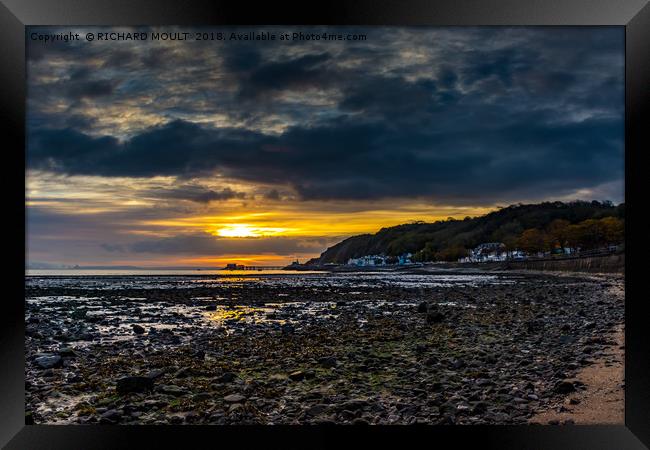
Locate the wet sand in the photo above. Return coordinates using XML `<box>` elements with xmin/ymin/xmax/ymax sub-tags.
<box><xmin>530</xmin><ymin>323</ymin><xmax>624</xmax><ymax>425</ymax></box>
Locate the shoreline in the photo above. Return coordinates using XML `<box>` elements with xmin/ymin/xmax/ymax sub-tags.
<box><xmin>530</xmin><ymin>324</ymin><xmax>624</xmax><ymax>425</ymax></box>
<box><xmin>529</xmin><ymin>281</ymin><xmax>624</xmax><ymax>425</ymax></box>
<box><xmin>298</xmin><ymin>251</ymin><xmax>625</xmax><ymax>275</ymax></box>
<box><xmin>25</xmin><ymin>270</ymin><xmax>624</xmax><ymax>425</ymax></box>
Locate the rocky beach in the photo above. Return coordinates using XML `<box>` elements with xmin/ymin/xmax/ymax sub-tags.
<box><xmin>24</xmin><ymin>269</ymin><xmax>624</xmax><ymax>425</ymax></box>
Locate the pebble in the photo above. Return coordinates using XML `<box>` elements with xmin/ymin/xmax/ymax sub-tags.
<box><xmin>224</xmin><ymin>394</ymin><xmax>246</xmax><ymax>403</ymax></box>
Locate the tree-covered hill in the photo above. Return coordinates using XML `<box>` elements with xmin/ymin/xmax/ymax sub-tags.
<box><xmin>307</xmin><ymin>201</ymin><xmax>624</xmax><ymax>264</ymax></box>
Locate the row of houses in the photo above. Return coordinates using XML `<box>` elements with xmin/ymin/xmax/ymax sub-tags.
<box><xmin>344</xmin><ymin>242</ymin><xmax>591</xmax><ymax>266</ymax></box>
<box><xmin>347</xmin><ymin>253</ymin><xmax>413</xmax><ymax>267</ymax></box>
<box><xmin>458</xmin><ymin>242</ymin><xmax>578</xmax><ymax>263</ymax></box>
<box><xmin>459</xmin><ymin>242</ymin><xmax>513</xmax><ymax>263</ymax></box>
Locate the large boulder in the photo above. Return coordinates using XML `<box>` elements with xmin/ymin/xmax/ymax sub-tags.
<box><xmin>338</xmin><ymin>398</ymin><xmax>370</xmax><ymax>411</ymax></box>
<box><xmin>426</xmin><ymin>310</ymin><xmax>444</xmax><ymax>324</ymax></box>
<box><xmin>215</xmin><ymin>371</ymin><xmax>237</xmax><ymax>383</ymax></box>
<box><xmin>116</xmin><ymin>376</ymin><xmax>154</xmax><ymax>394</ymax></box>
<box><xmin>99</xmin><ymin>409</ymin><xmax>122</xmax><ymax>424</ymax></box>
<box><xmin>554</xmin><ymin>380</ymin><xmax>576</xmax><ymax>394</ymax></box>
<box><xmin>58</xmin><ymin>347</ymin><xmax>76</xmax><ymax>357</ymax></box>
<box><xmin>318</xmin><ymin>356</ymin><xmax>337</xmax><ymax>368</ymax></box>
<box><xmin>35</xmin><ymin>355</ymin><xmax>63</xmax><ymax>369</ymax></box>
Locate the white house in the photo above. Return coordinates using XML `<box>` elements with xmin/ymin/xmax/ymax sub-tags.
<box><xmin>347</xmin><ymin>255</ymin><xmax>387</xmax><ymax>266</ymax></box>
<box><xmin>459</xmin><ymin>244</ymin><xmax>531</xmax><ymax>263</ymax></box>
<box><xmin>347</xmin><ymin>252</ymin><xmax>413</xmax><ymax>266</ymax></box>
<box><xmin>461</xmin><ymin>242</ymin><xmax>508</xmax><ymax>262</ymax></box>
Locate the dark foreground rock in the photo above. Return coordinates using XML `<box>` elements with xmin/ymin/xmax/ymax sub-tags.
<box><xmin>34</xmin><ymin>355</ymin><xmax>63</xmax><ymax>369</ymax></box>
<box><xmin>117</xmin><ymin>376</ymin><xmax>154</xmax><ymax>394</ymax></box>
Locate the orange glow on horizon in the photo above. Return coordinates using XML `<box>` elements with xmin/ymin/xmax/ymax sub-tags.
<box><xmin>139</xmin><ymin>204</ymin><xmax>495</xmax><ymax>239</ymax></box>
<box><xmin>26</xmin><ymin>171</ymin><xmax>501</xmax><ymax>267</ymax></box>
<box><xmin>177</xmin><ymin>254</ymin><xmax>309</xmax><ymax>267</ymax></box>
<box><xmin>213</xmin><ymin>223</ymin><xmax>292</xmax><ymax>238</ymax></box>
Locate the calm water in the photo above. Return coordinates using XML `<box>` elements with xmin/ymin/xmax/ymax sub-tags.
<box><xmin>25</xmin><ymin>270</ymin><xmax>518</xmax><ymax>290</ymax></box>
<box><xmin>26</xmin><ymin>269</ymin><xmax>318</xmax><ymax>276</ymax></box>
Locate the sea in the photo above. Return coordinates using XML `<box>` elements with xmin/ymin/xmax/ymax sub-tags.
<box><xmin>25</xmin><ymin>268</ymin><xmax>517</xmax><ymax>290</ymax></box>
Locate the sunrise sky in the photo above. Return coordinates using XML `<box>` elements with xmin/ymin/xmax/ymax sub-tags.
<box><xmin>26</xmin><ymin>26</ymin><xmax>624</xmax><ymax>268</ymax></box>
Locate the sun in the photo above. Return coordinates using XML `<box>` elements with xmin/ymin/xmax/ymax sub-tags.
<box><xmin>214</xmin><ymin>224</ymin><xmax>289</xmax><ymax>238</ymax></box>
<box><xmin>216</xmin><ymin>224</ymin><xmax>259</xmax><ymax>237</ymax></box>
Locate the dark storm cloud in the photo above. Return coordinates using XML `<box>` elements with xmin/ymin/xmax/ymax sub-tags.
<box><xmin>26</xmin><ymin>27</ymin><xmax>624</xmax><ymax>204</ymax></box>
<box><xmin>222</xmin><ymin>47</ymin><xmax>263</xmax><ymax>72</ymax></box>
<box><xmin>66</xmin><ymin>79</ymin><xmax>116</xmax><ymax>99</ymax></box>
<box><xmin>339</xmin><ymin>76</ymin><xmax>442</xmax><ymax>119</ymax></box>
<box><xmin>141</xmin><ymin>46</ymin><xmax>177</xmax><ymax>69</ymax></box>
<box><xmin>28</xmin><ymin>110</ymin><xmax>623</xmax><ymax>203</ymax></box>
<box><xmin>65</xmin><ymin>68</ymin><xmax>118</xmax><ymax>100</ymax></box>
<box><xmin>436</xmin><ymin>66</ymin><xmax>458</xmax><ymax>89</ymax></box>
<box><xmin>150</xmin><ymin>185</ymin><xmax>247</xmax><ymax>203</ymax></box>
<box><xmin>461</xmin><ymin>48</ymin><xmax>537</xmax><ymax>88</ymax></box>
<box><xmin>28</xmin><ymin>127</ymin><xmax>120</xmax><ymax>170</ymax></box>
<box><xmin>103</xmin><ymin>49</ymin><xmax>137</xmax><ymax>68</ymax></box>
<box><xmin>234</xmin><ymin>52</ymin><xmax>334</xmax><ymax>100</ymax></box>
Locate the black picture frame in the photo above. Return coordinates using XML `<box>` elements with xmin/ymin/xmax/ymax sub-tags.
<box><xmin>2</xmin><ymin>0</ymin><xmax>648</xmax><ymax>448</ymax></box>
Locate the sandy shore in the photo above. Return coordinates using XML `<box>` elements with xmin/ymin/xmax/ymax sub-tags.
<box><xmin>530</xmin><ymin>280</ymin><xmax>624</xmax><ymax>425</ymax></box>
